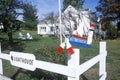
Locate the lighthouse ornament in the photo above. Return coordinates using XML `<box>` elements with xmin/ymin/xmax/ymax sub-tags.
<box><xmin>69</xmin><ymin>22</ymin><xmax>95</xmax><ymax>48</ymax></box>
<box><xmin>57</xmin><ymin>5</ymin><xmax>95</xmax><ymax>55</ymax></box>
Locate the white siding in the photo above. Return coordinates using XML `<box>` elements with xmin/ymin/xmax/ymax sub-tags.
<box><xmin>37</xmin><ymin>24</ymin><xmax>56</xmax><ymax>35</ymax></box>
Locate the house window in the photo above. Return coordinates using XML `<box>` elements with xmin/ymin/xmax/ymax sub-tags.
<box><xmin>44</xmin><ymin>27</ymin><xmax>46</xmax><ymax>32</ymax></box>
<box><xmin>50</xmin><ymin>26</ymin><xmax>54</xmax><ymax>31</ymax></box>
<box><xmin>40</xmin><ymin>27</ymin><xmax>46</xmax><ymax>32</ymax></box>
<box><xmin>56</xmin><ymin>26</ymin><xmax>59</xmax><ymax>29</ymax></box>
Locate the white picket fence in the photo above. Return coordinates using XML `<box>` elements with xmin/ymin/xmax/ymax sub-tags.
<box><xmin>0</xmin><ymin>42</ymin><xmax>107</xmax><ymax>80</ymax></box>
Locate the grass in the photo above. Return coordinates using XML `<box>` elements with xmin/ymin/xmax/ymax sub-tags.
<box><xmin>106</xmin><ymin>40</ymin><xmax>120</xmax><ymax>80</ymax></box>
<box><xmin>0</xmin><ymin>30</ymin><xmax>120</xmax><ymax>80</ymax></box>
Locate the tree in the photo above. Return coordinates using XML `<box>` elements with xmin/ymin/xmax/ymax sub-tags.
<box><xmin>63</xmin><ymin>0</ymin><xmax>84</xmax><ymax>10</ymax></box>
<box><xmin>96</xmin><ymin>0</ymin><xmax>120</xmax><ymax>31</ymax></box>
<box><xmin>96</xmin><ymin>0</ymin><xmax>120</xmax><ymax>38</ymax></box>
<box><xmin>22</xmin><ymin>2</ymin><xmax>38</xmax><ymax>30</ymax></box>
<box><xmin>106</xmin><ymin>22</ymin><xmax>117</xmax><ymax>39</ymax></box>
<box><xmin>117</xmin><ymin>22</ymin><xmax>120</xmax><ymax>37</ymax></box>
<box><xmin>0</xmin><ymin>0</ymin><xmax>23</xmax><ymax>43</ymax></box>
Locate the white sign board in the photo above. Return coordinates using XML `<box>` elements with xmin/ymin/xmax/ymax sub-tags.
<box><xmin>10</xmin><ymin>51</ymin><xmax>36</xmax><ymax>71</ymax></box>
<box><xmin>0</xmin><ymin>74</ymin><xmax>12</xmax><ymax>80</ymax></box>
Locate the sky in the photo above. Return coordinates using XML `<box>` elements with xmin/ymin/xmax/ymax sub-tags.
<box><xmin>20</xmin><ymin>0</ymin><xmax>99</xmax><ymax>20</ymax></box>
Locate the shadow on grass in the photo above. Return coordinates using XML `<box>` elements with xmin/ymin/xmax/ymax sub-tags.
<box><xmin>1</xmin><ymin>39</ymin><xmax>26</xmax><ymax>53</ymax></box>
<box><xmin>11</xmin><ymin>68</ymin><xmax>88</xmax><ymax>80</ymax></box>
<box><xmin>11</xmin><ymin>68</ymin><xmax>67</xmax><ymax>80</ymax></box>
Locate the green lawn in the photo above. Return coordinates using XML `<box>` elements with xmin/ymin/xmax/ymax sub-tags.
<box><xmin>0</xmin><ymin>30</ymin><xmax>120</xmax><ymax>80</ymax></box>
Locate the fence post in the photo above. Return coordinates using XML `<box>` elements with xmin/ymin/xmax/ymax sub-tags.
<box><xmin>0</xmin><ymin>43</ymin><xmax>3</xmax><ymax>74</ymax></box>
<box><xmin>68</xmin><ymin>48</ymin><xmax>80</xmax><ymax>80</ymax></box>
<box><xmin>99</xmin><ymin>42</ymin><xmax>107</xmax><ymax>80</ymax></box>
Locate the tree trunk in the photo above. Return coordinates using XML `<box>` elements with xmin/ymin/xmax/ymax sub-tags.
<box><xmin>8</xmin><ymin>30</ymin><xmax>13</xmax><ymax>43</ymax></box>
<box><xmin>117</xmin><ymin>22</ymin><xmax>120</xmax><ymax>37</ymax></box>
<box><xmin>8</xmin><ymin>23</ymin><xmax>14</xmax><ymax>43</ymax></box>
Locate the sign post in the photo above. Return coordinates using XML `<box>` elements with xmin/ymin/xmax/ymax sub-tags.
<box><xmin>0</xmin><ymin>74</ymin><xmax>12</xmax><ymax>80</ymax></box>
<box><xmin>0</xmin><ymin>43</ymin><xmax>3</xmax><ymax>74</ymax></box>
<box><xmin>10</xmin><ymin>51</ymin><xmax>36</xmax><ymax>71</ymax></box>
<box><xmin>99</xmin><ymin>42</ymin><xmax>107</xmax><ymax>80</ymax></box>
<box><xmin>68</xmin><ymin>48</ymin><xmax>80</xmax><ymax>80</ymax></box>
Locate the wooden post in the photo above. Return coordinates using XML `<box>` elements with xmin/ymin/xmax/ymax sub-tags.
<box><xmin>58</xmin><ymin>0</ymin><xmax>62</xmax><ymax>44</ymax></box>
<box><xmin>99</xmin><ymin>42</ymin><xmax>107</xmax><ymax>80</ymax></box>
<box><xmin>0</xmin><ymin>43</ymin><xmax>3</xmax><ymax>74</ymax></box>
<box><xmin>68</xmin><ymin>48</ymin><xmax>80</xmax><ymax>80</ymax></box>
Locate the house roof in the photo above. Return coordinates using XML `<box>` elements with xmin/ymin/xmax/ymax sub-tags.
<box><xmin>38</xmin><ymin>5</ymin><xmax>98</xmax><ymax>26</ymax></box>
<box><xmin>38</xmin><ymin>16</ymin><xmax>58</xmax><ymax>25</ymax></box>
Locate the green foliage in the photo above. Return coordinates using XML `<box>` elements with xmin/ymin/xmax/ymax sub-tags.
<box><xmin>34</xmin><ymin>44</ymin><xmax>67</xmax><ymax>65</ymax></box>
<box><xmin>63</xmin><ymin>0</ymin><xmax>84</xmax><ymax>10</ymax></box>
<box><xmin>96</xmin><ymin>0</ymin><xmax>120</xmax><ymax>18</ymax></box>
<box><xmin>22</xmin><ymin>2</ymin><xmax>38</xmax><ymax>30</ymax></box>
<box><xmin>106</xmin><ymin>23</ymin><xmax>117</xmax><ymax>39</ymax></box>
<box><xmin>96</xmin><ymin>0</ymin><xmax>120</xmax><ymax>30</ymax></box>
<box><xmin>0</xmin><ymin>0</ymin><xmax>23</xmax><ymax>42</ymax></box>
<box><xmin>0</xmin><ymin>0</ymin><xmax>23</xmax><ymax>30</ymax></box>
<box><xmin>23</xmin><ymin>3</ymin><xmax>38</xmax><ymax>21</ymax></box>
<box><xmin>22</xmin><ymin>20</ymin><xmax>37</xmax><ymax>30</ymax></box>
<box><xmin>96</xmin><ymin>0</ymin><xmax>120</xmax><ymax>39</ymax></box>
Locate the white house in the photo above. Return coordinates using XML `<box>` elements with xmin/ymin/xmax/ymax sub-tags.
<box><xmin>37</xmin><ymin>5</ymin><xmax>98</xmax><ymax>37</ymax></box>
<box><xmin>37</xmin><ymin>22</ymin><xmax>59</xmax><ymax>36</ymax></box>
